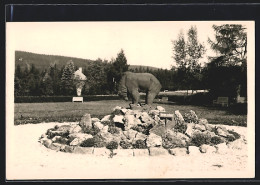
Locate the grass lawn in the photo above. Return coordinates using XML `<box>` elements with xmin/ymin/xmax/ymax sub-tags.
<box><xmin>14</xmin><ymin>100</ymin><xmax>247</xmax><ymax>127</ymax></box>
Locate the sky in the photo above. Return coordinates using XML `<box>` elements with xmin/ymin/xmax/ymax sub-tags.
<box><xmin>6</xmin><ymin>21</ymin><xmax>251</xmax><ymax>69</ymax></box>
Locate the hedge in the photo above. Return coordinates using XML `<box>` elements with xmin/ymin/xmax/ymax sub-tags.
<box><xmin>15</xmin><ymin>92</ymin><xmax>212</xmax><ymax>105</ymax></box>
<box><xmin>157</xmin><ymin>92</ymin><xmax>212</xmax><ymax>105</ymax></box>
<box><xmin>15</xmin><ymin>95</ymin><xmax>120</xmax><ymax>103</ymax></box>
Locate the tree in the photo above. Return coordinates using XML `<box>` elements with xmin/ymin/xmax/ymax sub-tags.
<box><xmin>208</xmin><ymin>24</ymin><xmax>247</xmax><ymax>66</ymax></box>
<box><xmin>49</xmin><ymin>64</ymin><xmax>61</xmax><ymax>95</ymax></box>
<box><xmin>207</xmin><ymin>24</ymin><xmax>247</xmax><ymax>100</ymax></box>
<box><xmin>172</xmin><ymin>30</ymin><xmax>186</xmax><ymax>69</ymax></box>
<box><xmin>60</xmin><ymin>60</ymin><xmax>75</xmax><ymax>95</ymax></box>
<box><xmin>172</xmin><ymin>26</ymin><xmax>206</xmax><ymax>93</ymax></box>
<box><xmin>83</xmin><ymin>59</ymin><xmax>110</xmax><ymax>95</ymax></box>
<box><xmin>113</xmin><ymin>49</ymin><xmax>129</xmax><ymax>81</ymax></box>
<box><xmin>107</xmin><ymin>49</ymin><xmax>129</xmax><ymax>93</ymax></box>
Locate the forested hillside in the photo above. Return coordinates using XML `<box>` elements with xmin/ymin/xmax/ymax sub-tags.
<box><xmin>15</xmin><ymin>51</ymin><xmax>95</xmax><ymax>71</ymax></box>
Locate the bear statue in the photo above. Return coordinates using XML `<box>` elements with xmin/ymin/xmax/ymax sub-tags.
<box><xmin>118</xmin><ymin>71</ymin><xmax>162</xmax><ymax>106</ymax></box>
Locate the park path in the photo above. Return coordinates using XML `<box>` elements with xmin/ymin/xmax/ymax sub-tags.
<box><xmin>6</xmin><ymin>122</ymin><xmax>253</xmax><ymax>179</ymax></box>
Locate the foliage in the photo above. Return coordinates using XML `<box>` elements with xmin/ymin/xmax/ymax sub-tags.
<box><xmin>83</xmin><ymin>125</ymin><xmax>100</xmax><ymax>136</ymax></box>
<box><xmin>172</xmin><ymin>26</ymin><xmax>206</xmax><ymax>92</ymax></box>
<box><xmin>108</xmin><ymin>126</ymin><xmax>120</xmax><ymax>134</ymax></box>
<box><xmin>227</xmin><ymin>130</ymin><xmax>241</xmax><ymax>140</ymax></box>
<box><xmin>92</xmin><ymin>135</ymin><xmax>106</xmax><ymax>148</ymax></box>
<box><xmin>106</xmin><ymin>141</ymin><xmax>119</xmax><ymax>150</ymax></box>
<box><xmin>80</xmin><ymin>138</ymin><xmax>95</xmax><ymax>147</ymax></box>
<box><xmin>14</xmin><ymin>95</ymin><xmax>120</xmax><ymax>103</ymax></box>
<box><xmin>162</xmin><ymin>133</ymin><xmax>187</xmax><ymax>149</ymax></box>
<box><xmin>107</xmin><ymin>49</ymin><xmax>129</xmax><ymax>93</ymax></box>
<box><xmin>206</xmin><ymin>24</ymin><xmax>247</xmax><ymax>99</ymax></box>
<box><xmin>210</xmin><ymin>136</ymin><xmax>224</xmax><ymax>145</ymax></box>
<box><xmin>183</xmin><ymin>111</ymin><xmax>199</xmax><ymax>123</ymax></box>
<box><xmin>60</xmin><ymin>60</ymin><xmax>75</xmax><ymax>95</ymax></box>
<box><xmin>208</xmin><ymin>24</ymin><xmax>247</xmax><ymax>66</ymax></box>
<box><xmin>119</xmin><ymin>140</ymin><xmax>132</xmax><ymax>149</ymax></box>
<box><xmin>205</xmin><ymin>62</ymin><xmax>246</xmax><ymax>100</ymax></box>
<box><xmin>190</xmin><ymin>132</ymin><xmax>211</xmax><ymax>147</ymax></box>
<box><xmin>83</xmin><ymin>59</ymin><xmax>110</xmax><ymax>95</ymax></box>
<box><xmin>174</xmin><ymin>123</ymin><xmax>187</xmax><ymax>134</ymax></box>
<box><xmin>133</xmin><ymin>139</ymin><xmax>147</xmax><ymax>149</ymax></box>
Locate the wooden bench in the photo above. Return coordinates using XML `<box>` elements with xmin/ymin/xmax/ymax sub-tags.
<box><xmin>213</xmin><ymin>97</ymin><xmax>229</xmax><ymax>107</ymax></box>
<box><xmin>72</xmin><ymin>97</ymin><xmax>83</xmax><ymax>103</ymax></box>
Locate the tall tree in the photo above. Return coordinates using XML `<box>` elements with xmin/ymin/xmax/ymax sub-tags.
<box><xmin>207</xmin><ymin>24</ymin><xmax>247</xmax><ymax>100</ymax></box>
<box><xmin>84</xmin><ymin>59</ymin><xmax>110</xmax><ymax>95</ymax></box>
<box><xmin>172</xmin><ymin>31</ymin><xmax>187</xmax><ymax>69</ymax></box>
<box><xmin>107</xmin><ymin>49</ymin><xmax>129</xmax><ymax>93</ymax></box>
<box><xmin>60</xmin><ymin>60</ymin><xmax>75</xmax><ymax>95</ymax></box>
<box><xmin>172</xmin><ymin>26</ymin><xmax>206</xmax><ymax>93</ymax></box>
<box><xmin>208</xmin><ymin>24</ymin><xmax>247</xmax><ymax>66</ymax></box>
<box><xmin>113</xmin><ymin>49</ymin><xmax>129</xmax><ymax>82</ymax></box>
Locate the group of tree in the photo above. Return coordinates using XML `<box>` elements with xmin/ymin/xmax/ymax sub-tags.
<box><xmin>15</xmin><ymin>24</ymin><xmax>247</xmax><ymax>102</ymax></box>
<box><xmin>172</xmin><ymin>24</ymin><xmax>247</xmax><ymax>100</ymax></box>
<box><xmin>14</xmin><ymin>49</ymin><xmax>130</xmax><ymax>96</ymax></box>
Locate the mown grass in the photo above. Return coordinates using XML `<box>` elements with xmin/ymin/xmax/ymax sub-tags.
<box><xmin>14</xmin><ymin>100</ymin><xmax>247</xmax><ymax>127</ymax></box>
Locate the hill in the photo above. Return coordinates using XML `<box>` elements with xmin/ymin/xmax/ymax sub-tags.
<box><xmin>128</xmin><ymin>65</ymin><xmax>160</xmax><ymax>71</ymax></box>
<box><xmin>15</xmin><ymin>51</ymin><xmax>161</xmax><ymax>72</ymax></box>
<box><xmin>15</xmin><ymin>51</ymin><xmax>95</xmax><ymax>71</ymax></box>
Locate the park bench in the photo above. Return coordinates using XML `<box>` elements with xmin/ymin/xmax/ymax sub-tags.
<box><xmin>72</xmin><ymin>97</ymin><xmax>83</xmax><ymax>103</ymax></box>
<box><xmin>213</xmin><ymin>97</ymin><xmax>229</xmax><ymax>107</ymax></box>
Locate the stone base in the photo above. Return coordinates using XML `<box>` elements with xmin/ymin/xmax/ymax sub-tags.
<box><xmin>149</xmin><ymin>147</ymin><xmax>169</xmax><ymax>156</ymax></box>
<box><xmin>133</xmin><ymin>149</ymin><xmax>149</xmax><ymax>157</ymax></box>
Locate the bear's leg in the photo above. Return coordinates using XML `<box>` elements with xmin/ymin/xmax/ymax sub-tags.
<box><xmin>146</xmin><ymin>92</ymin><xmax>157</xmax><ymax>105</ymax></box>
<box><xmin>130</xmin><ymin>89</ymin><xmax>140</xmax><ymax>104</ymax></box>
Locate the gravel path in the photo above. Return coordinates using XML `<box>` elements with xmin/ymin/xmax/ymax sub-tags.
<box><xmin>6</xmin><ymin>122</ymin><xmax>253</xmax><ymax>179</ymax></box>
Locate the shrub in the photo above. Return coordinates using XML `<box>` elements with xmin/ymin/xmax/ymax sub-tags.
<box><xmin>226</xmin><ymin>135</ymin><xmax>236</xmax><ymax>142</ymax></box>
<box><xmin>174</xmin><ymin>123</ymin><xmax>187</xmax><ymax>134</ymax></box>
<box><xmin>191</xmin><ymin>132</ymin><xmax>211</xmax><ymax>147</ymax></box>
<box><xmin>106</xmin><ymin>141</ymin><xmax>119</xmax><ymax>150</ymax></box>
<box><xmin>228</xmin><ymin>130</ymin><xmax>241</xmax><ymax>140</ymax></box>
<box><xmin>133</xmin><ymin>139</ymin><xmax>147</xmax><ymax>149</ymax></box>
<box><xmin>210</xmin><ymin>136</ymin><xmax>224</xmax><ymax>145</ymax></box>
<box><xmin>183</xmin><ymin>111</ymin><xmax>199</xmax><ymax>124</ymax></box>
<box><xmin>108</xmin><ymin>126</ymin><xmax>120</xmax><ymax>134</ymax></box>
<box><xmin>83</xmin><ymin>125</ymin><xmax>100</xmax><ymax>135</ymax></box>
<box><xmin>119</xmin><ymin>140</ymin><xmax>132</xmax><ymax>149</ymax></box>
<box><xmin>80</xmin><ymin>138</ymin><xmax>95</xmax><ymax>147</ymax></box>
<box><xmin>15</xmin><ymin>95</ymin><xmax>120</xmax><ymax>103</ymax></box>
<box><xmin>102</xmin><ymin>120</ymin><xmax>115</xmax><ymax>127</ymax></box>
<box><xmin>93</xmin><ymin>135</ymin><xmax>106</xmax><ymax>148</ymax></box>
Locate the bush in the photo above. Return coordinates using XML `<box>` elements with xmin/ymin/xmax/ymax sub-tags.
<box><xmin>83</xmin><ymin>125</ymin><xmax>100</xmax><ymax>135</ymax></box>
<box><xmin>93</xmin><ymin>135</ymin><xmax>106</xmax><ymax>148</ymax></box>
<box><xmin>102</xmin><ymin>120</ymin><xmax>115</xmax><ymax>127</ymax></box>
<box><xmin>228</xmin><ymin>130</ymin><xmax>241</xmax><ymax>140</ymax></box>
<box><xmin>210</xmin><ymin>136</ymin><xmax>224</xmax><ymax>145</ymax></box>
<box><xmin>15</xmin><ymin>95</ymin><xmax>120</xmax><ymax>103</ymax></box>
<box><xmin>191</xmin><ymin>132</ymin><xmax>211</xmax><ymax>147</ymax></box>
<box><xmin>174</xmin><ymin>124</ymin><xmax>187</xmax><ymax>134</ymax></box>
<box><xmin>108</xmin><ymin>126</ymin><xmax>120</xmax><ymax>134</ymax></box>
<box><xmin>106</xmin><ymin>141</ymin><xmax>119</xmax><ymax>150</ymax></box>
<box><xmin>80</xmin><ymin>138</ymin><xmax>95</xmax><ymax>147</ymax></box>
<box><xmin>133</xmin><ymin>139</ymin><xmax>147</xmax><ymax>149</ymax></box>
<box><xmin>226</xmin><ymin>135</ymin><xmax>236</xmax><ymax>142</ymax></box>
<box><xmin>183</xmin><ymin>111</ymin><xmax>199</xmax><ymax>124</ymax></box>
<box><xmin>119</xmin><ymin>140</ymin><xmax>132</xmax><ymax>149</ymax></box>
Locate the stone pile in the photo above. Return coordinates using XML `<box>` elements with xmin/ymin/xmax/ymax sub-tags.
<box><xmin>39</xmin><ymin>106</ymin><xmax>246</xmax><ymax>157</ymax></box>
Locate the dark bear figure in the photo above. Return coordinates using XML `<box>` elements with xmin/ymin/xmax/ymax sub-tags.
<box><xmin>118</xmin><ymin>72</ymin><xmax>162</xmax><ymax>105</ymax></box>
